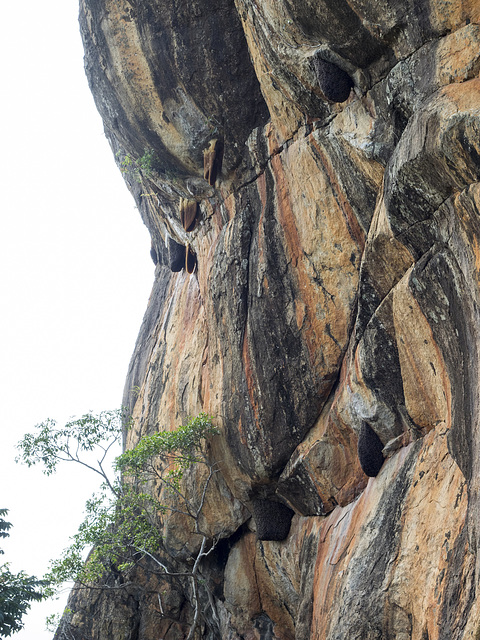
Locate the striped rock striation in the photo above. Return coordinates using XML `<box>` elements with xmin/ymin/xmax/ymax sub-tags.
<box><xmin>57</xmin><ymin>0</ymin><xmax>480</xmax><ymax>638</ymax></box>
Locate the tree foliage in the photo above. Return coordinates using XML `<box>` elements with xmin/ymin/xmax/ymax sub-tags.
<box><xmin>16</xmin><ymin>409</ymin><xmax>128</xmax><ymax>496</ymax></box>
<box><xmin>116</xmin><ymin>412</ymin><xmax>219</xmax><ymax>498</ymax></box>
<box><xmin>0</xmin><ymin>509</ymin><xmax>46</xmax><ymax>637</ymax></box>
<box><xmin>0</xmin><ymin>514</ymin><xmax>12</xmax><ymax>548</ymax></box>
<box><xmin>43</xmin><ymin>485</ymin><xmax>162</xmax><ymax>590</ymax></box>
<box><xmin>118</xmin><ymin>148</ymin><xmax>158</xmax><ymax>182</ymax></box>
<box><xmin>17</xmin><ymin>411</ymin><xmax>220</xmax><ymax>638</ymax></box>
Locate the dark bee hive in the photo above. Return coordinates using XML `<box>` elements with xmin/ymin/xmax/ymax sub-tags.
<box><xmin>358</xmin><ymin>421</ymin><xmax>385</xmax><ymax>477</ymax></box>
<box><xmin>251</xmin><ymin>499</ymin><xmax>294</xmax><ymax>541</ymax></box>
<box><xmin>313</xmin><ymin>57</ymin><xmax>353</xmax><ymax>103</ymax></box>
<box><xmin>168</xmin><ymin>236</ymin><xmax>185</xmax><ymax>272</ymax></box>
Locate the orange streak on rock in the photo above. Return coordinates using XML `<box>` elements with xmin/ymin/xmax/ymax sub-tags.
<box><xmin>237</xmin><ymin>416</ymin><xmax>247</xmax><ymax>447</ymax></box>
<box><xmin>384</xmin><ymin>271</ymin><xmax>453</xmax><ymax>431</ymax></box>
<box><xmin>269</xmin><ymin>154</ymin><xmax>321</xmax><ymax>372</ymax></box>
<box><xmin>311</xmin><ymin>501</ymin><xmax>360</xmax><ymax>638</ymax></box>
<box><xmin>270</xmin><ymin>153</ymin><xmax>302</xmax><ymax>268</ymax></box>
<box><xmin>308</xmin><ymin>135</ymin><xmax>366</xmax><ymax>252</ymax></box>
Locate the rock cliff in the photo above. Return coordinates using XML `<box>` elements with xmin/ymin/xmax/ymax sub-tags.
<box><xmin>57</xmin><ymin>0</ymin><xmax>480</xmax><ymax>638</ymax></box>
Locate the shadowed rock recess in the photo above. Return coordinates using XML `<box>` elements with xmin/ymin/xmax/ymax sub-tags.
<box><xmin>57</xmin><ymin>0</ymin><xmax>480</xmax><ymax>638</ymax></box>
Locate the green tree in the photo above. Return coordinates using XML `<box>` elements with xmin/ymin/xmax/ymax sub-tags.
<box><xmin>17</xmin><ymin>411</ymin><xmax>220</xmax><ymax>640</ymax></box>
<box><xmin>116</xmin><ymin>413</ymin><xmax>220</xmax><ymax>638</ymax></box>
<box><xmin>0</xmin><ymin>509</ymin><xmax>46</xmax><ymax>637</ymax></box>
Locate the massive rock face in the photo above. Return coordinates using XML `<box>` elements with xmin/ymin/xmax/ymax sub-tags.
<box><xmin>58</xmin><ymin>0</ymin><xmax>480</xmax><ymax>638</ymax></box>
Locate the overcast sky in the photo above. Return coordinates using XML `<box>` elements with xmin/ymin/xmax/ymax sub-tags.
<box><xmin>1</xmin><ymin>1</ymin><xmax>154</xmax><ymax>637</ymax></box>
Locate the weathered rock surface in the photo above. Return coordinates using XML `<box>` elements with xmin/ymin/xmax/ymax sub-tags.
<box><xmin>56</xmin><ymin>0</ymin><xmax>480</xmax><ymax>637</ymax></box>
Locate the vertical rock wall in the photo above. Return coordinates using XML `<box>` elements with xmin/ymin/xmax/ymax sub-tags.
<box><xmin>58</xmin><ymin>0</ymin><xmax>480</xmax><ymax>638</ymax></box>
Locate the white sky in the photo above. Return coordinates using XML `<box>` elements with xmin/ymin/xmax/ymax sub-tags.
<box><xmin>1</xmin><ymin>1</ymin><xmax>154</xmax><ymax>637</ymax></box>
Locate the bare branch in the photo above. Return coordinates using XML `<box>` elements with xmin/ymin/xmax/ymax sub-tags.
<box><xmin>194</xmin><ymin>464</ymin><xmax>219</xmax><ymax>524</ymax></box>
<box><xmin>132</xmin><ymin>547</ymin><xmax>193</xmax><ymax>578</ymax></box>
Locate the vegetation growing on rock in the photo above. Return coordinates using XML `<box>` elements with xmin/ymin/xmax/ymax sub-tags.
<box><xmin>17</xmin><ymin>411</ymin><xmax>220</xmax><ymax>639</ymax></box>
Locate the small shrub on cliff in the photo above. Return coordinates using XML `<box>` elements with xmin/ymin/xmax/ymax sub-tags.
<box><xmin>118</xmin><ymin>148</ymin><xmax>157</xmax><ymax>182</ymax></box>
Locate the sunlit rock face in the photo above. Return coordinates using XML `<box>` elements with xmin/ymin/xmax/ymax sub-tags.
<box><xmin>57</xmin><ymin>0</ymin><xmax>480</xmax><ymax>638</ymax></box>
